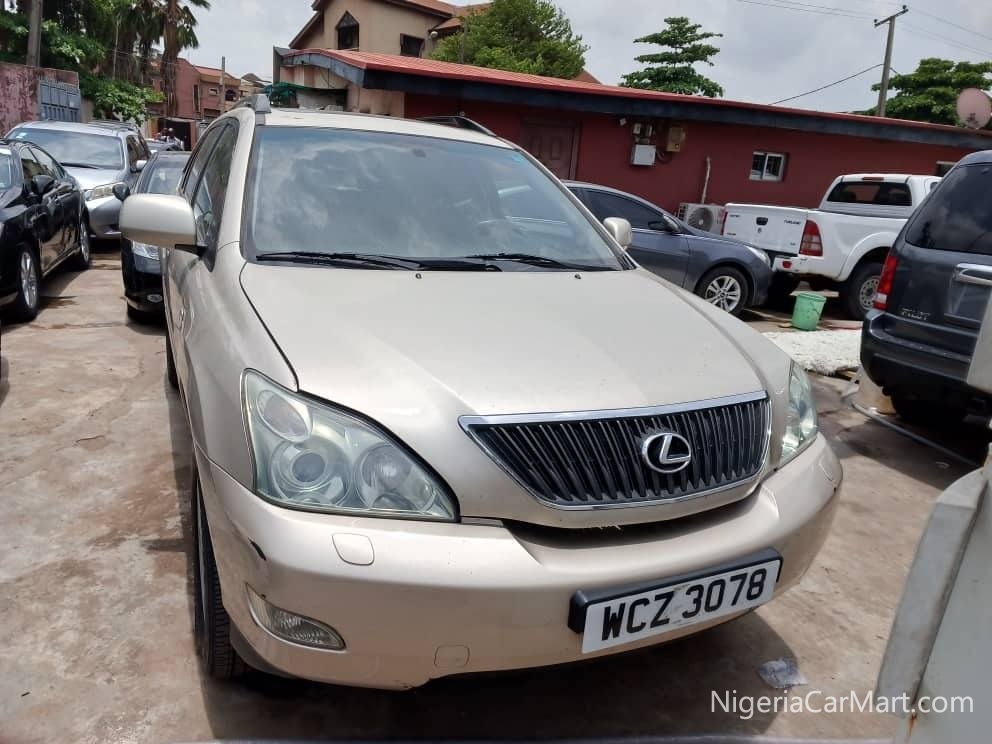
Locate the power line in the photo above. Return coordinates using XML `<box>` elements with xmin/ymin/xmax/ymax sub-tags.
<box><xmin>769</xmin><ymin>63</ymin><xmax>883</xmax><ymax>105</ymax></box>
<box><xmin>914</xmin><ymin>7</ymin><xmax>992</xmax><ymax>44</ymax></box>
<box><xmin>735</xmin><ymin>0</ymin><xmax>872</xmax><ymax>20</ymax></box>
<box><xmin>902</xmin><ymin>23</ymin><xmax>992</xmax><ymax>57</ymax></box>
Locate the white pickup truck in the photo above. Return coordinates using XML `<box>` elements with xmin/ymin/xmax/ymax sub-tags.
<box><xmin>722</xmin><ymin>173</ymin><xmax>941</xmax><ymax>318</ymax></box>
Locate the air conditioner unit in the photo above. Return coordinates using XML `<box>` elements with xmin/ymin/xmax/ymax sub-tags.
<box><xmin>677</xmin><ymin>203</ymin><xmax>726</xmax><ymax>234</ymax></box>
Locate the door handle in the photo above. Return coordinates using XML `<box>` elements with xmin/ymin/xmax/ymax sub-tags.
<box><xmin>954</xmin><ymin>263</ymin><xmax>992</xmax><ymax>288</ymax></box>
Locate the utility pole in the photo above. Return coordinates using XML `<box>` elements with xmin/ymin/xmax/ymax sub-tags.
<box><xmin>220</xmin><ymin>56</ymin><xmax>226</xmax><ymax>112</ymax></box>
<box><xmin>26</xmin><ymin>0</ymin><xmax>42</xmax><ymax>67</ymax></box>
<box><xmin>874</xmin><ymin>4</ymin><xmax>909</xmax><ymax>118</ymax></box>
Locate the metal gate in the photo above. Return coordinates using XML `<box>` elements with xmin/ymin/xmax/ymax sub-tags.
<box><xmin>38</xmin><ymin>79</ymin><xmax>81</xmax><ymax>122</ymax></box>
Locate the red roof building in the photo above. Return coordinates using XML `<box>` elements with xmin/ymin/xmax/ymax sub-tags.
<box><xmin>274</xmin><ymin>48</ymin><xmax>992</xmax><ymax>212</ymax></box>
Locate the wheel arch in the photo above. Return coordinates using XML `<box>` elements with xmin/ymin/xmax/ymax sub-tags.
<box><xmin>839</xmin><ymin>237</ymin><xmax>895</xmax><ymax>281</ymax></box>
<box><xmin>694</xmin><ymin>260</ymin><xmax>755</xmax><ymax>299</ymax></box>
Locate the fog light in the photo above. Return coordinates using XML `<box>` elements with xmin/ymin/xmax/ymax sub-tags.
<box><xmin>147</xmin><ymin>293</ymin><xmax>163</xmax><ymax>303</ymax></box>
<box><xmin>246</xmin><ymin>585</ymin><xmax>345</xmax><ymax>650</ymax></box>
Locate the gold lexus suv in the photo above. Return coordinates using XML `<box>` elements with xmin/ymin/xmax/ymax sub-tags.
<box><xmin>120</xmin><ymin>96</ymin><xmax>841</xmax><ymax>689</ymax></box>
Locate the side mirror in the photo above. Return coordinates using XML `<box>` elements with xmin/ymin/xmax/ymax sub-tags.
<box><xmin>112</xmin><ymin>183</ymin><xmax>131</xmax><ymax>202</ymax></box>
<box><xmin>603</xmin><ymin>217</ymin><xmax>632</xmax><ymax>249</ymax></box>
<box><xmin>967</xmin><ymin>293</ymin><xmax>992</xmax><ymax>395</ymax></box>
<box><xmin>31</xmin><ymin>174</ymin><xmax>54</xmax><ymax>195</ymax></box>
<box><xmin>133</xmin><ymin>159</ymin><xmax>147</xmax><ymax>173</ymax></box>
<box><xmin>120</xmin><ymin>194</ymin><xmax>199</xmax><ymax>253</ymax></box>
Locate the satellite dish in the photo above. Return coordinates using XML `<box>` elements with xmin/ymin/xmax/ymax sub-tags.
<box><xmin>956</xmin><ymin>88</ymin><xmax>992</xmax><ymax>129</ymax></box>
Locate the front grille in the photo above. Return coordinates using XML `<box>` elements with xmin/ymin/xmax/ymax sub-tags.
<box><xmin>462</xmin><ymin>392</ymin><xmax>769</xmax><ymax>508</ymax></box>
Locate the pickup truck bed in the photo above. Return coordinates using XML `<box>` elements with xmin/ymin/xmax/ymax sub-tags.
<box><xmin>723</xmin><ymin>174</ymin><xmax>940</xmax><ymax>318</ymax></box>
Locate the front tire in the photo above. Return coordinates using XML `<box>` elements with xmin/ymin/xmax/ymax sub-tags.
<box><xmin>6</xmin><ymin>245</ymin><xmax>40</xmax><ymax>322</ymax></box>
<box><xmin>697</xmin><ymin>266</ymin><xmax>750</xmax><ymax>316</ymax></box>
<box><xmin>842</xmin><ymin>261</ymin><xmax>882</xmax><ymax>320</ymax></box>
<box><xmin>192</xmin><ymin>463</ymin><xmax>247</xmax><ymax>679</ymax></box>
<box><xmin>68</xmin><ymin>213</ymin><xmax>91</xmax><ymax>271</ymax></box>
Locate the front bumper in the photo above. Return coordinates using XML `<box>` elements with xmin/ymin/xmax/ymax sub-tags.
<box><xmin>85</xmin><ymin>195</ymin><xmax>122</xmax><ymax>239</ymax></box>
<box><xmin>197</xmin><ymin>435</ymin><xmax>841</xmax><ymax>689</ymax></box>
<box><xmin>120</xmin><ymin>242</ymin><xmax>164</xmax><ymax>314</ymax></box>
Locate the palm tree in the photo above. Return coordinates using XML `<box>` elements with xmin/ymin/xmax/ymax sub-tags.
<box><xmin>155</xmin><ymin>0</ymin><xmax>210</xmax><ymax>116</ymax></box>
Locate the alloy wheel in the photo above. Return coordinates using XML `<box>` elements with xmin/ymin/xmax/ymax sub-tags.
<box><xmin>79</xmin><ymin>217</ymin><xmax>91</xmax><ymax>262</ymax></box>
<box><xmin>704</xmin><ymin>275</ymin><xmax>743</xmax><ymax>312</ymax></box>
<box><xmin>20</xmin><ymin>251</ymin><xmax>38</xmax><ymax>310</ymax></box>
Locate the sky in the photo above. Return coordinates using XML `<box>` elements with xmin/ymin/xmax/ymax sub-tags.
<box><xmin>188</xmin><ymin>0</ymin><xmax>992</xmax><ymax>114</ymax></box>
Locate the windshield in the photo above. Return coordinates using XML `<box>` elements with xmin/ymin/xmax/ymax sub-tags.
<box><xmin>9</xmin><ymin>128</ymin><xmax>124</xmax><ymax>170</ymax></box>
<box><xmin>245</xmin><ymin>127</ymin><xmax>626</xmax><ymax>270</ymax></box>
<box><xmin>137</xmin><ymin>157</ymin><xmax>188</xmax><ymax>195</ymax></box>
<box><xmin>0</xmin><ymin>149</ymin><xmax>15</xmax><ymax>189</ymax></box>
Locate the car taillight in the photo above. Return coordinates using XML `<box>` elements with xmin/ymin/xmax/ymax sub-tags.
<box><xmin>874</xmin><ymin>252</ymin><xmax>898</xmax><ymax>311</ymax></box>
<box><xmin>799</xmin><ymin>220</ymin><xmax>823</xmax><ymax>256</ymax></box>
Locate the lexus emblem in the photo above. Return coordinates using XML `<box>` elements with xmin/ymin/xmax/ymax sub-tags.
<box><xmin>641</xmin><ymin>431</ymin><xmax>692</xmax><ymax>474</ymax></box>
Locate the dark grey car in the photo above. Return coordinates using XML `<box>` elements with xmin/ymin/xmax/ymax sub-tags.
<box><xmin>566</xmin><ymin>182</ymin><xmax>772</xmax><ymax>316</ymax></box>
<box><xmin>861</xmin><ymin>150</ymin><xmax>992</xmax><ymax>422</ymax></box>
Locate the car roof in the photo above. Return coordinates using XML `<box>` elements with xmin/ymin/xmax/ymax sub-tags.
<box><xmin>957</xmin><ymin>150</ymin><xmax>992</xmax><ymax>166</ymax></box>
<box><xmin>254</xmin><ymin>107</ymin><xmax>513</xmax><ymax>149</ymax></box>
<box><xmin>564</xmin><ymin>180</ymin><xmax>663</xmax><ymax>206</ymax></box>
<box><xmin>10</xmin><ymin>120</ymin><xmax>124</xmax><ymax>137</ymax></box>
<box><xmin>152</xmin><ymin>149</ymin><xmax>191</xmax><ymax>160</ymax></box>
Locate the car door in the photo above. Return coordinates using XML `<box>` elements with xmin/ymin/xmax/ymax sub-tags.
<box><xmin>581</xmin><ymin>188</ymin><xmax>690</xmax><ymax>285</ymax></box>
<box><xmin>166</xmin><ymin>122</ymin><xmax>237</xmax><ymax>388</ymax></box>
<box><xmin>30</xmin><ymin>146</ymin><xmax>74</xmax><ymax>258</ymax></box>
<box><xmin>19</xmin><ymin>147</ymin><xmax>61</xmax><ymax>272</ymax></box>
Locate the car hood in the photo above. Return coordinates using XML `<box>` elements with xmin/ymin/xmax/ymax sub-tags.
<box><xmin>65</xmin><ymin>167</ymin><xmax>124</xmax><ymax>191</ymax></box>
<box><xmin>240</xmin><ymin>264</ymin><xmax>788</xmax><ymax>526</ymax></box>
<box><xmin>240</xmin><ymin>265</ymin><xmax>765</xmax><ymax>416</ymax></box>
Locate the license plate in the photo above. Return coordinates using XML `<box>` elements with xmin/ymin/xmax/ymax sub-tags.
<box><xmin>572</xmin><ymin>552</ymin><xmax>782</xmax><ymax>654</ymax></box>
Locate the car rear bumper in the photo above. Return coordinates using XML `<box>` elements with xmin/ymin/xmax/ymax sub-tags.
<box><xmin>197</xmin><ymin>435</ymin><xmax>841</xmax><ymax>689</ymax></box>
<box><xmin>861</xmin><ymin>311</ymin><xmax>983</xmax><ymax>404</ymax></box>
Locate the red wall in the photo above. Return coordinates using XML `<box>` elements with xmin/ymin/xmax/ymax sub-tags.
<box><xmin>404</xmin><ymin>94</ymin><xmax>976</xmax><ymax>212</ymax></box>
<box><xmin>0</xmin><ymin>62</ymin><xmax>78</xmax><ymax>134</ymax></box>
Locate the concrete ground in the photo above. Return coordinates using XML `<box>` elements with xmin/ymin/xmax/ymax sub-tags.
<box><xmin>1</xmin><ymin>251</ymin><xmax>988</xmax><ymax>744</ymax></box>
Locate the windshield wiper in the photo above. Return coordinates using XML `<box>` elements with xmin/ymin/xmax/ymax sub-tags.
<box><xmin>465</xmin><ymin>252</ymin><xmax>607</xmax><ymax>271</ymax></box>
<box><xmin>60</xmin><ymin>162</ymin><xmax>102</xmax><ymax>169</ymax></box>
<box><xmin>255</xmin><ymin>251</ymin><xmax>500</xmax><ymax>271</ymax></box>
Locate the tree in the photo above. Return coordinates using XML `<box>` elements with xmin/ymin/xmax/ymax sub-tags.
<box><xmin>431</xmin><ymin>0</ymin><xmax>586</xmax><ymax>80</ymax></box>
<box><xmin>867</xmin><ymin>58</ymin><xmax>992</xmax><ymax>125</ymax></box>
<box><xmin>151</xmin><ymin>0</ymin><xmax>210</xmax><ymax>117</ymax></box>
<box><xmin>621</xmin><ymin>16</ymin><xmax>723</xmax><ymax>97</ymax></box>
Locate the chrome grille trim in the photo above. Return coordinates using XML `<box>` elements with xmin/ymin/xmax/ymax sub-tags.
<box><xmin>460</xmin><ymin>391</ymin><xmax>770</xmax><ymax>511</ymax></box>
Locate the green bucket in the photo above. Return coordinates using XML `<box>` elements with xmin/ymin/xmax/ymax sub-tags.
<box><xmin>791</xmin><ymin>291</ymin><xmax>827</xmax><ymax>331</ymax></box>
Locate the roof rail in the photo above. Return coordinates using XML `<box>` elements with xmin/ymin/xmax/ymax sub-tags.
<box><xmin>235</xmin><ymin>93</ymin><xmax>272</xmax><ymax>115</ymax></box>
<box><xmin>418</xmin><ymin>115</ymin><xmax>495</xmax><ymax>136</ymax></box>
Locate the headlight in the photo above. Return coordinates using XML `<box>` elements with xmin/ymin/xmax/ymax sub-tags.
<box><xmin>243</xmin><ymin>370</ymin><xmax>456</xmax><ymax>520</ymax></box>
<box><xmin>779</xmin><ymin>363</ymin><xmax>818</xmax><ymax>465</ymax></box>
<box><xmin>131</xmin><ymin>241</ymin><xmax>160</xmax><ymax>259</ymax></box>
<box><xmin>85</xmin><ymin>182</ymin><xmax>124</xmax><ymax>200</ymax></box>
<box><xmin>746</xmin><ymin>245</ymin><xmax>771</xmax><ymax>267</ymax></box>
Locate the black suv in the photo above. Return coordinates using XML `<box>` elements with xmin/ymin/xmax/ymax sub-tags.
<box><xmin>861</xmin><ymin>150</ymin><xmax>992</xmax><ymax>422</ymax></box>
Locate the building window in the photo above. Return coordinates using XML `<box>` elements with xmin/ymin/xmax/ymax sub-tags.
<box><xmin>400</xmin><ymin>34</ymin><xmax>424</xmax><ymax>57</ymax></box>
<box><xmin>208</xmin><ymin>87</ymin><xmax>219</xmax><ymax>96</ymax></box>
<box><xmin>935</xmin><ymin>160</ymin><xmax>956</xmax><ymax>177</ymax></box>
<box><xmin>336</xmin><ymin>11</ymin><xmax>359</xmax><ymax>50</ymax></box>
<box><xmin>750</xmin><ymin>151</ymin><xmax>787</xmax><ymax>181</ymax></box>
<box><xmin>193</xmin><ymin>84</ymin><xmax>200</xmax><ymax>112</ymax></box>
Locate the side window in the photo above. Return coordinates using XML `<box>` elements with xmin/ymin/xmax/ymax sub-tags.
<box><xmin>20</xmin><ymin>148</ymin><xmax>42</xmax><ymax>181</ymax></box>
<box><xmin>586</xmin><ymin>190</ymin><xmax>664</xmax><ymax>230</ymax></box>
<box><xmin>30</xmin><ymin>147</ymin><xmax>60</xmax><ymax>179</ymax></box>
<box><xmin>182</xmin><ymin>126</ymin><xmax>222</xmax><ymax>199</ymax></box>
<box><xmin>192</xmin><ymin>123</ymin><xmax>238</xmax><ymax>250</ymax></box>
<box><xmin>126</xmin><ymin>136</ymin><xmax>143</xmax><ymax>167</ymax></box>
